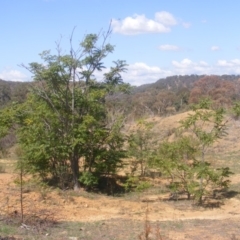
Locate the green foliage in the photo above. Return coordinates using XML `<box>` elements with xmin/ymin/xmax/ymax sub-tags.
<box><xmin>123</xmin><ymin>176</ymin><xmax>152</xmax><ymax>192</ymax></box>
<box><xmin>152</xmin><ymin>100</ymin><xmax>231</xmax><ymax>203</ymax></box>
<box><xmin>128</xmin><ymin>119</ymin><xmax>155</xmax><ymax>176</ymax></box>
<box><xmin>181</xmin><ymin>101</ymin><xmax>229</xmax><ymax>203</ymax></box>
<box><xmin>123</xmin><ymin>176</ymin><xmax>139</xmax><ymax>191</ymax></box>
<box><xmin>232</xmin><ymin>101</ymin><xmax>240</xmax><ymax>119</ymax></box>
<box><xmin>193</xmin><ymin>162</ymin><xmax>232</xmax><ymax>202</ymax></box>
<box><xmin>151</xmin><ymin>137</ymin><xmax>199</xmax><ymax>199</ymax></box>
<box><xmin>0</xmin><ymin>104</ymin><xmax>17</xmax><ymax>139</ymax></box>
<box><xmin>79</xmin><ymin>172</ymin><xmax>99</xmax><ymax>188</ymax></box>
<box><xmin>0</xmin><ymin>103</ymin><xmax>21</xmax><ymax>156</ymax></box>
<box><xmin>2</xmin><ymin>29</ymin><xmax>129</xmax><ymax>190</ymax></box>
<box><xmin>180</xmin><ymin>101</ymin><xmax>227</xmax><ymax>151</ymax></box>
<box><xmin>190</xmin><ymin>97</ymin><xmax>212</xmax><ymax>110</ymax></box>
<box><xmin>135</xmin><ymin>180</ymin><xmax>152</xmax><ymax>192</ymax></box>
<box><xmin>0</xmin><ymin>225</ymin><xmax>16</xmax><ymax>236</ymax></box>
<box><xmin>152</xmin><ymin>137</ymin><xmax>232</xmax><ymax>202</ymax></box>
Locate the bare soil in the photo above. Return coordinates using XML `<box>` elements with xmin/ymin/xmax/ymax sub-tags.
<box><xmin>0</xmin><ymin>170</ymin><xmax>240</xmax><ymax>240</ymax></box>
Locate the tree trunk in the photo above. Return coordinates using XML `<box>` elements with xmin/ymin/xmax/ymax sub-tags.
<box><xmin>199</xmin><ymin>148</ymin><xmax>205</xmax><ymax>203</ymax></box>
<box><xmin>71</xmin><ymin>153</ymin><xmax>80</xmax><ymax>191</ymax></box>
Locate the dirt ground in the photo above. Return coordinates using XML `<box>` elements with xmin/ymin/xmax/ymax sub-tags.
<box><xmin>0</xmin><ymin>171</ymin><xmax>240</xmax><ymax>240</ymax></box>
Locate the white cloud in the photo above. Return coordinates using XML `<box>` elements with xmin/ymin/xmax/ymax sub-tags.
<box><xmin>0</xmin><ymin>68</ymin><xmax>29</xmax><ymax>82</ymax></box>
<box><xmin>171</xmin><ymin>58</ymin><xmax>212</xmax><ymax>75</ymax></box>
<box><xmin>85</xmin><ymin>59</ymin><xmax>240</xmax><ymax>86</ymax></box>
<box><xmin>121</xmin><ymin>62</ymin><xmax>171</xmax><ymax>85</ymax></box>
<box><xmin>171</xmin><ymin>58</ymin><xmax>240</xmax><ymax>76</ymax></box>
<box><xmin>93</xmin><ymin>63</ymin><xmax>171</xmax><ymax>86</ymax></box>
<box><xmin>158</xmin><ymin>44</ymin><xmax>180</xmax><ymax>51</ymax></box>
<box><xmin>154</xmin><ymin>11</ymin><xmax>177</xmax><ymax>26</ymax></box>
<box><xmin>172</xmin><ymin>58</ymin><xmax>193</xmax><ymax>68</ymax></box>
<box><xmin>122</xmin><ymin>59</ymin><xmax>240</xmax><ymax>85</ymax></box>
<box><xmin>211</xmin><ymin>46</ymin><xmax>220</xmax><ymax>51</ymax></box>
<box><xmin>112</xmin><ymin>11</ymin><xmax>177</xmax><ymax>35</ymax></box>
<box><xmin>216</xmin><ymin>59</ymin><xmax>240</xmax><ymax>74</ymax></box>
<box><xmin>217</xmin><ymin>60</ymin><xmax>232</xmax><ymax>67</ymax></box>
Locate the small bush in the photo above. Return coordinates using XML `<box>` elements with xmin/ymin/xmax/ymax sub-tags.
<box><xmin>136</xmin><ymin>181</ymin><xmax>152</xmax><ymax>192</ymax></box>
<box><xmin>79</xmin><ymin>172</ymin><xmax>99</xmax><ymax>189</ymax></box>
<box><xmin>123</xmin><ymin>176</ymin><xmax>152</xmax><ymax>192</ymax></box>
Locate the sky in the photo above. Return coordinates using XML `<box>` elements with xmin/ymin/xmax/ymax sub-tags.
<box><xmin>1</xmin><ymin>0</ymin><xmax>240</xmax><ymax>86</ymax></box>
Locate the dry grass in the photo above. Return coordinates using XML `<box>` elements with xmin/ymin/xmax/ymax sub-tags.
<box><xmin>138</xmin><ymin>205</ymin><xmax>163</xmax><ymax>240</ymax></box>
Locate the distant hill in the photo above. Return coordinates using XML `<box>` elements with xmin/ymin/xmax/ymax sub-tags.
<box><xmin>1</xmin><ymin>74</ymin><xmax>240</xmax><ymax>117</ymax></box>
<box><xmin>132</xmin><ymin>74</ymin><xmax>240</xmax><ymax>93</ymax></box>
<box><xmin>107</xmin><ymin>74</ymin><xmax>240</xmax><ymax>121</ymax></box>
<box><xmin>0</xmin><ymin>79</ymin><xmax>31</xmax><ymax>108</ymax></box>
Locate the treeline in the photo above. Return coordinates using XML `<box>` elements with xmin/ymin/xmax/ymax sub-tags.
<box><xmin>2</xmin><ymin>74</ymin><xmax>240</xmax><ymax>119</ymax></box>
<box><xmin>0</xmin><ymin>79</ymin><xmax>31</xmax><ymax>108</ymax></box>
<box><xmin>106</xmin><ymin>74</ymin><xmax>240</xmax><ymax>121</ymax></box>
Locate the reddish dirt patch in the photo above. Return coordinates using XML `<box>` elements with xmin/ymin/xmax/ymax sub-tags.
<box><xmin>1</xmin><ymin>173</ymin><xmax>240</xmax><ymax>239</ymax></box>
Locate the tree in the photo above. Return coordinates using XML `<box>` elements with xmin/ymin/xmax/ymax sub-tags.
<box><xmin>131</xmin><ymin>92</ymin><xmax>155</xmax><ymax>118</ymax></box>
<box><xmin>0</xmin><ymin>81</ymin><xmax>11</xmax><ymax>107</ymax></box>
<box><xmin>179</xmin><ymin>99</ymin><xmax>231</xmax><ymax>203</ymax></box>
<box><xmin>231</xmin><ymin>101</ymin><xmax>240</xmax><ymax>119</ymax></box>
<box><xmin>150</xmin><ymin>137</ymin><xmax>198</xmax><ymax>200</ymax></box>
<box><xmin>151</xmin><ymin>99</ymin><xmax>232</xmax><ymax>204</ymax></box>
<box><xmin>152</xmin><ymin>90</ymin><xmax>176</xmax><ymax>116</ymax></box>
<box><xmin>189</xmin><ymin>75</ymin><xmax>235</xmax><ymax>109</ymax></box>
<box><xmin>175</xmin><ymin>87</ymin><xmax>190</xmax><ymax>111</ymax></box>
<box><xmin>0</xmin><ymin>106</ymin><xmax>17</xmax><ymax>156</ymax></box>
<box><xmin>18</xmin><ymin>28</ymin><xmax>129</xmax><ymax>190</ymax></box>
<box><xmin>128</xmin><ymin>119</ymin><xmax>155</xmax><ymax>176</ymax></box>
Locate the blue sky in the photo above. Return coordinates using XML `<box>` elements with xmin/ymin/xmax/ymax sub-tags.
<box><xmin>1</xmin><ymin>0</ymin><xmax>240</xmax><ymax>86</ymax></box>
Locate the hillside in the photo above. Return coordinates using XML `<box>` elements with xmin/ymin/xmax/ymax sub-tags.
<box><xmin>1</xmin><ymin>74</ymin><xmax>240</xmax><ymax>110</ymax></box>
<box><xmin>133</xmin><ymin>74</ymin><xmax>240</xmax><ymax>93</ymax></box>
<box><xmin>107</xmin><ymin>74</ymin><xmax>240</xmax><ymax>121</ymax></box>
<box><xmin>0</xmin><ymin>79</ymin><xmax>31</xmax><ymax>108</ymax></box>
<box><xmin>125</xmin><ymin>110</ymin><xmax>240</xmax><ymax>155</ymax></box>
